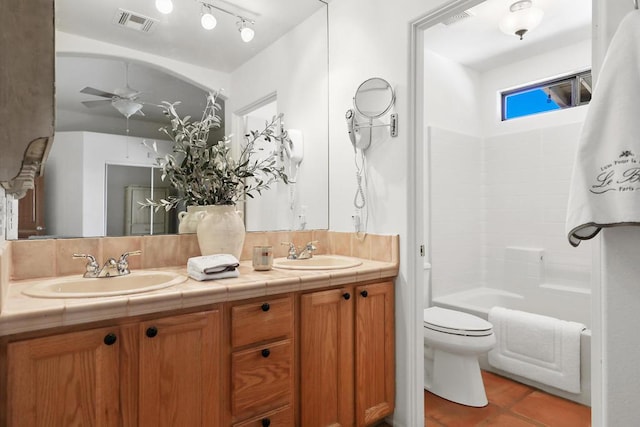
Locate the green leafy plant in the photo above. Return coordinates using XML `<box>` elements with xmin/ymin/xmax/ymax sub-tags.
<box><xmin>143</xmin><ymin>93</ymin><xmax>289</xmax><ymax>211</ymax></box>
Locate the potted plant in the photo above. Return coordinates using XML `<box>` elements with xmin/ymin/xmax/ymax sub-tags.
<box><xmin>144</xmin><ymin>92</ymin><xmax>289</xmax><ymax>259</ymax></box>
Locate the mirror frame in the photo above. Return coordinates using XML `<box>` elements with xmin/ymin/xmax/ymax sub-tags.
<box><xmin>353</xmin><ymin>77</ymin><xmax>396</xmax><ymax>119</ymax></box>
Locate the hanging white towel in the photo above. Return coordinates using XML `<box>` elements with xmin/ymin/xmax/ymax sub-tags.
<box><xmin>488</xmin><ymin>307</ymin><xmax>585</xmax><ymax>394</ymax></box>
<box><xmin>566</xmin><ymin>10</ymin><xmax>640</xmax><ymax>246</ymax></box>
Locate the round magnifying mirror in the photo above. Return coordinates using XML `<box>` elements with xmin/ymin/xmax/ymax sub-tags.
<box><xmin>353</xmin><ymin>77</ymin><xmax>395</xmax><ymax>119</ymax></box>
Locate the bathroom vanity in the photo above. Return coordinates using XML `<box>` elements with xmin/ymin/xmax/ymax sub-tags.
<box><xmin>0</xmin><ymin>232</ymin><xmax>398</xmax><ymax>426</ymax></box>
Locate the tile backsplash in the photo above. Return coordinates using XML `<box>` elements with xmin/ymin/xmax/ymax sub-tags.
<box><xmin>2</xmin><ymin>231</ymin><xmax>398</xmax><ymax>282</ymax></box>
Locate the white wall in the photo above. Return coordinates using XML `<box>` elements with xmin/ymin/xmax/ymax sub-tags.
<box><xmin>480</xmin><ymin>39</ymin><xmax>592</xmax><ymax>138</ymax></box>
<box><xmin>483</xmin><ymin>123</ymin><xmax>592</xmax><ymax>294</ymax></box>
<box><xmin>423</xmin><ymin>47</ymin><xmax>483</xmax><ymax>300</ymax></box>
<box><xmin>480</xmin><ymin>40</ymin><xmax>592</xmax><ymax>292</ymax></box>
<box><xmin>423</xmin><ymin>50</ymin><xmax>482</xmax><ymax>136</ymax></box>
<box><xmin>429</xmin><ymin>127</ymin><xmax>483</xmax><ymax>298</ymax></box>
<box><xmin>45</xmin><ymin>132</ymin><xmax>84</xmax><ymax>237</ymax></box>
<box><xmin>328</xmin><ymin>0</ymin><xmax>456</xmax><ymax>425</ymax></box>
<box><xmin>56</xmin><ymin>31</ymin><xmax>231</xmax><ymax>98</ymax></box>
<box><xmin>231</xmin><ymin>9</ymin><xmax>328</xmax><ymax>231</ymax></box>
<box><xmin>46</xmin><ymin>131</ymin><xmax>172</xmax><ymax>237</ymax></box>
<box><xmin>426</xmin><ymin>35</ymin><xmax>592</xmax><ymax>300</ymax></box>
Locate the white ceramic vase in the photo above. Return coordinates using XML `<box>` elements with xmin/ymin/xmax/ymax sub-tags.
<box><xmin>178</xmin><ymin>206</ymin><xmax>212</xmax><ymax>234</ymax></box>
<box><xmin>195</xmin><ymin>205</ymin><xmax>245</xmax><ymax>259</ymax></box>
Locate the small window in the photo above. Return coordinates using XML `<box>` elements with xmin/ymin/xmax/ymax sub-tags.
<box><xmin>501</xmin><ymin>70</ymin><xmax>591</xmax><ymax>121</ymax></box>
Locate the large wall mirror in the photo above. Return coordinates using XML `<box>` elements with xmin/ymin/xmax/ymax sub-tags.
<box><xmin>16</xmin><ymin>0</ymin><xmax>328</xmax><ymax>239</ymax></box>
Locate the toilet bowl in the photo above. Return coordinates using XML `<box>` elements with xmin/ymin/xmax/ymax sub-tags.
<box><xmin>423</xmin><ymin>306</ymin><xmax>495</xmax><ymax>407</ymax></box>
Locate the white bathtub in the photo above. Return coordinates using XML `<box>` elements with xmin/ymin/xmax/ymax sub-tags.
<box><xmin>432</xmin><ymin>287</ymin><xmax>592</xmax><ymax>406</ymax></box>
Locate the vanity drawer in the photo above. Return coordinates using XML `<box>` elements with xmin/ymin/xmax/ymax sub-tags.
<box><xmin>232</xmin><ymin>405</ymin><xmax>293</xmax><ymax>427</ymax></box>
<box><xmin>231</xmin><ymin>296</ymin><xmax>293</xmax><ymax>348</ymax></box>
<box><xmin>231</xmin><ymin>339</ymin><xmax>293</xmax><ymax>420</ymax></box>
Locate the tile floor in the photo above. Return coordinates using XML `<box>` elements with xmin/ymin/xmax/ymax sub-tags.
<box><xmin>424</xmin><ymin>371</ymin><xmax>591</xmax><ymax>426</ymax></box>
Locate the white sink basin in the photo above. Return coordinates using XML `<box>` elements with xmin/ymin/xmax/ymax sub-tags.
<box><xmin>272</xmin><ymin>255</ymin><xmax>362</xmax><ymax>270</ymax></box>
<box><xmin>22</xmin><ymin>271</ymin><xmax>187</xmax><ymax>298</ymax></box>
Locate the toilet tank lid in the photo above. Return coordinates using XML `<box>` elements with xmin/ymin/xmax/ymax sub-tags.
<box><xmin>424</xmin><ymin>306</ymin><xmax>493</xmax><ymax>332</ymax></box>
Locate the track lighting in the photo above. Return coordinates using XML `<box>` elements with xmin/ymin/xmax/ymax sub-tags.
<box><xmin>238</xmin><ymin>19</ymin><xmax>255</xmax><ymax>43</ymax></box>
<box><xmin>155</xmin><ymin>0</ymin><xmax>173</xmax><ymax>15</ymax></box>
<box><xmin>200</xmin><ymin>5</ymin><xmax>217</xmax><ymax>30</ymax></box>
<box><xmin>157</xmin><ymin>1</ymin><xmax>256</xmax><ymax>42</ymax></box>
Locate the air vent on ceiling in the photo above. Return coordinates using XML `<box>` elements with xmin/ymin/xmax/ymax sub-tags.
<box><xmin>442</xmin><ymin>10</ymin><xmax>475</xmax><ymax>26</ymax></box>
<box><xmin>113</xmin><ymin>9</ymin><xmax>157</xmax><ymax>33</ymax></box>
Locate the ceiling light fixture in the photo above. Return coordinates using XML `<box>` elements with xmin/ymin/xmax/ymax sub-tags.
<box><xmin>155</xmin><ymin>0</ymin><xmax>257</xmax><ymax>42</ymax></box>
<box><xmin>193</xmin><ymin>1</ymin><xmax>257</xmax><ymax>42</ymax></box>
<box><xmin>155</xmin><ymin>0</ymin><xmax>174</xmax><ymax>15</ymax></box>
<box><xmin>112</xmin><ymin>99</ymin><xmax>143</xmax><ymax>119</ymax></box>
<box><xmin>238</xmin><ymin>19</ymin><xmax>255</xmax><ymax>43</ymax></box>
<box><xmin>200</xmin><ymin>5</ymin><xmax>217</xmax><ymax>30</ymax></box>
<box><xmin>499</xmin><ymin>0</ymin><xmax>544</xmax><ymax>40</ymax></box>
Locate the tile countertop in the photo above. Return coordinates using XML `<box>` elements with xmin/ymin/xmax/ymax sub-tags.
<box><xmin>0</xmin><ymin>257</ymin><xmax>398</xmax><ymax>337</ymax></box>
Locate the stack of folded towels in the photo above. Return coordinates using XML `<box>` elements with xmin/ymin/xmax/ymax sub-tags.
<box><xmin>187</xmin><ymin>254</ymin><xmax>240</xmax><ymax>281</ymax></box>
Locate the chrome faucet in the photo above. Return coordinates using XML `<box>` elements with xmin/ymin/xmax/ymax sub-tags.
<box><xmin>298</xmin><ymin>241</ymin><xmax>318</xmax><ymax>259</ymax></box>
<box><xmin>281</xmin><ymin>242</ymin><xmax>299</xmax><ymax>259</ymax></box>
<box><xmin>280</xmin><ymin>241</ymin><xmax>318</xmax><ymax>260</ymax></box>
<box><xmin>73</xmin><ymin>250</ymin><xmax>142</xmax><ymax>278</ymax></box>
<box><xmin>73</xmin><ymin>254</ymin><xmax>100</xmax><ymax>278</ymax></box>
<box><xmin>116</xmin><ymin>250</ymin><xmax>142</xmax><ymax>275</ymax></box>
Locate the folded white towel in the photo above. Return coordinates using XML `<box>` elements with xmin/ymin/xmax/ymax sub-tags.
<box><xmin>488</xmin><ymin>307</ymin><xmax>585</xmax><ymax>394</ymax></box>
<box><xmin>187</xmin><ymin>267</ymin><xmax>240</xmax><ymax>282</ymax></box>
<box><xmin>187</xmin><ymin>254</ymin><xmax>239</xmax><ymax>274</ymax></box>
<box><xmin>566</xmin><ymin>10</ymin><xmax>640</xmax><ymax>246</ymax></box>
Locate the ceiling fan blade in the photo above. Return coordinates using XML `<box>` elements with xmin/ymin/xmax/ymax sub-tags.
<box><xmin>135</xmin><ymin>109</ymin><xmax>145</xmax><ymax>117</ymax></box>
<box><xmin>82</xmin><ymin>99</ymin><xmax>113</xmax><ymax>108</ymax></box>
<box><xmin>80</xmin><ymin>86</ymin><xmax>118</xmax><ymax>98</ymax></box>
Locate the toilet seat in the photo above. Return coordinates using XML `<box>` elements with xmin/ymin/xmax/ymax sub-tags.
<box><xmin>424</xmin><ymin>307</ymin><xmax>493</xmax><ymax>337</ymax></box>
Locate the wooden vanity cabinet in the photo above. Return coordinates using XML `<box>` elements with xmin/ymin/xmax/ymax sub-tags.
<box><xmin>354</xmin><ymin>281</ymin><xmax>395</xmax><ymax>426</ymax></box>
<box><xmin>136</xmin><ymin>310</ymin><xmax>222</xmax><ymax>426</ymax></box>
<box><xmin>300</xmin><ymin>281</ymin><xmax>395</xmax><ymax>427</ymax></box>
<box><xmin>3</xmin><ymin>279</ymin><xmax>394</xmax><ymax>427</ymax></box>
<box><xmin>7</xmin><ymin>325</ymin><xmax>122</xmax><ymax>426</ymax></box>
<box><xmin>226</xmin><ymin>295</ymin><xmax>294</xmax><ymax>426</ymax></box>
<box><xmin>5</xmin><ymin>309</ymin><xmax>222</xmax><ymax>426</ymax></box>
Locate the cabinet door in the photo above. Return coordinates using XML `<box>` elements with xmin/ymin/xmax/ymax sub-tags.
<box><xmin>300</xmin><ymin>287</ymin><xmax>354</xmax><ymax>427</ymax></box>
<box><xmin>355</xmin><ymin>282</ymin><xmax>395</xmax><ymax>426</ymax></box>
<box><xmin>7</xmin><ymin>326</ymin><xmax>121</xmax><ymax>426</ymax></box>
<box><xmin>139</xmin><ymin>310</ymin><xmax>222</xmax><ymax>426</ymax></box>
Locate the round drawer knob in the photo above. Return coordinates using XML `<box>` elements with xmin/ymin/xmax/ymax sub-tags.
<box><xmin>360</xmin><ymin>290</ymin><xmax>368</xmax><ymax>298</ymax></box>
<box><xmin>261</xmin><ymin>302</ymin><xmax>270</xmax><ymax>312</ymax></box>
<box><xmin>261</xmin><ymin>418</ymin><xmax>271</xmax><ymax>427</ymax></box>
<box><xmin>343</xmin><ymin>292</ymin><xmax>351</xmax><ymax>300</ymax></box>
<box><xmin>146</xmin><ymin>326</ymin><xmax>158</xmax><ymax>338</ymax></box>
<box><xmin>103</xmin><ymin>333</ymin><xmax>117</xmax><ymax>346</ymax></box>
<box><xmin>261</xmin><ymin>348</ymin><xmax>271</xmax><ymax>358</ymax></box>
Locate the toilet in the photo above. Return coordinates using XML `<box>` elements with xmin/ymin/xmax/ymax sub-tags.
<box><xmin>423</xmin><ymin>306</ymin><xmax>496</xmax><ymax>407</ymax></box>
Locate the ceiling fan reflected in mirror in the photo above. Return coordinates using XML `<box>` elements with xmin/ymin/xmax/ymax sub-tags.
<box><xmin>80</xmin><ymin>62</ymin><xmax>146</xmax><ymax>118</ymax></box>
